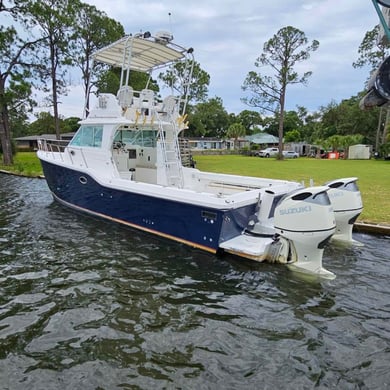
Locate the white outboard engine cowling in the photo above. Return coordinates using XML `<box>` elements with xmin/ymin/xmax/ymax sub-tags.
<box><xmin>326</xmin><ymin>177</ymin><xmax>363</xmax><ymax>244</ymax></box>
<box><xmin>274</xmin><ymin>186</ymin><xmax>336</xmax><ymax>278</ymax></box>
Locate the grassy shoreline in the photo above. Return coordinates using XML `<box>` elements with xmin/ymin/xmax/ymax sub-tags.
<box><xmin>1</xmin><ymin>152</ymin><xmax>389</xmax><ymax>225</ymax></box>
<box><xmin>0</xmin><ymin>152</ymin><xmax>43</xmax><ymax>178</ymax></box>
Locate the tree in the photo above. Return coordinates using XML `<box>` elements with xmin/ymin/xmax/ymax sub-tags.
<box><xmin>96</xmin><ymin>67</ymin><xmax>158</xmax><ymax>96</ymax></box>
<box><xmin>226</xmin><ymin>123</ymin><xmax>246</xmax><ymax>149</ymax></box>
<box><xmin>6</xmin><ymin>74</ymin><xmax>36</xmax><ymax>138</ymax></box>
<box><xmin>242</xmin><ymin>26</ymin><xmax>319</xmax><ymax>159</ymax></box>
<box><xmin>327</xmin><ymin>135</ymin><xmax>344</xmax><ymax>152</ymax></box>
<box><xmin>300</xmin><ymin>110</ymin><xmax>323</xmax><ymax>143</ymax></box>
<box><xmin>28</xmin><ymin>111</ymin><xmax>56</xmax><ymax>135</ymax></box>
<box><xmin>353</xmin><ymin>25</ymin><xmax>390</xmax><ymax>152</ymax></box>
<box><xmin>159</xmin><ymin>61</ymin><xmax>210</xmax><ymax>105</ymax></box>
<box><xmin>353</xmin><ymin>25</ymin><xmax>388</xmax><ymax>74</ymax></box>
<box><xmin>260</xmin><ymin>109</ymin><xmax>303</xmax><ymax>139</ymax></box>
<box><xmin>187</xmin><ymin>97</ymin><xmax>230</xmax><ymax>137</ymax></box>
<box><xmin>0</xmin><ymin>0</ymin><xmax>43</xmax><ymax>165</ymax></box>
<box><xmin>27</xmin><ymin>112</ymin><xmax>81</xmax><ymax>135</ymax></box>
<box><xmin>320</xmin><ymin>96</ymin><xmax>379</xmax><ymax>144</ymax></box>
<box><xmin>70</xmin><ymin>2</ymin><xmax>124</xmax><ymax>116</ymax></box>
<box><xmin>261</xmin><ymin>115</ymin><xmax>280</xmax><ymax>137</ymax></box>
<box><xmin>235</xmin><ymin>110</ymin><xmax>262</xmax><ymax>134</ymax></box>
<box><xmin>284</xmin><ymin>129</ymin><xmax>301</xmax><ymax>143</ymax></box>
<box><xmin>283</xmin><ymin>110</ymin><xmax>304</xmax><ymax>134</ymax></box>
<box><xmin>62</xmin><ymin>117</ymin><xmax>81</xmax><ymax>133</ymax></box>
<box><xmin>29</xmin><ymin>0</ymin><xmax>77</xmax><ymax>140</ymax></box>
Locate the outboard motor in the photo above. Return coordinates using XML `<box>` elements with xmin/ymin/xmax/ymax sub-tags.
<box><xmin>247</xmin><ymin>184</ymin><xmax>301</xmax><ymax>236</ymax></box>
<box><xmin>273</xmin><ymin>186</ymin><xmax>336</xmax><ymax>278</ymax></box>
<box><xmin>325</xmin><ymin>177</ymin><xmax>363</xmax><ymax>244</ymax></box>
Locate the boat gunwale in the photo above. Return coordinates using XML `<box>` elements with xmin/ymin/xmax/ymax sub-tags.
<box><xmin>37</xmin><ymin>152</ymin><xmax>301</xmax><ymax>209</ymax></box>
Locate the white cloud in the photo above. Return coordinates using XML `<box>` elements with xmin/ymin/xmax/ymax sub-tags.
<box><xmin>37</xmin><ymin>0</ymin><xmax>380</xmax><ymax>118</ymax></box>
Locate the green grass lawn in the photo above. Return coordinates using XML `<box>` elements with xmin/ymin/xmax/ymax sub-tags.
<box><xmin>0</xmin><ymin>152</ymin><xmax>43</xmax><ymax>177</ymax></box>
<box><xmin>1</xmin><ymin>152</ymin><xmax>389</xmax><ymax>225</ymax></box>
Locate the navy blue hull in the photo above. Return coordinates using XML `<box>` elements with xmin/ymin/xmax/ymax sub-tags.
<box><xmin>40</xmin><ymin>160</ymin><xmax>256</xmax><ymax>252</ymax></box>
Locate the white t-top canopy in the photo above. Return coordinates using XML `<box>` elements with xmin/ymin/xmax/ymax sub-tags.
<box><xmin>92</xmin><ymin>34</ymin><xmax>188</xmax><ymax>73</ymax></box>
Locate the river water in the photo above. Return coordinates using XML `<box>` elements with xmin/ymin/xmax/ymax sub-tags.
<box><xmin>0</xmin><ymin>174</ymin><xmax>389</xmax><ymax>389</ymax></box>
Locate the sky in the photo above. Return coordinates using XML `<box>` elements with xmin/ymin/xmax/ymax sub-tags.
<box><xmin>45</xmin><ymin>0</ymin><xmax>381</xmax><ymax>118</ymax></box>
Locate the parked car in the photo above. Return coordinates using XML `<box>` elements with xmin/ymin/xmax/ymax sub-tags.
<box><xmin>257</xmin><ymin>147</ymin><xmax>279</xmax><ymax>157</ymax></box>
<box><xmin>282</xmin><ymin>150</ymin><xmax>299</xmax><ymax>158</ymax></box>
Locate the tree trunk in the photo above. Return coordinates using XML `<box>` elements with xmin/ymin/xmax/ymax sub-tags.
<box><xmin>50</xmin><ymin>45</ymin><xmax>61</xmax><ymax>140</ymax></box>
<box><xmin>278</xmin><ymin>88</ymin><xmax>286</xmax><ymax>160</ymax></box>
<box><xmin>52</xmin><ymin>75</ymin><xmax>61</xmax><ymax>140</ymax></box>
<box><xmin>0</xmin><ymin>78</ymin><xmax>13</xmax><ymax>165</ymax></box>
<box><xmin>375</xmin><ymin>107</ymin><xmax>384</xmax><ymax>152</ymax></box>
<box><xmin>383</xmin><ymin>107</ymin><xmax>390</xmax><ymax>145</ymax></box>
<box><xmin>0</xmin><ymin>112</ymin><xmax>14</xmax><ymax>166</ymax></box>
<box><xmin>84</xmin><ymin>86</ymin><xmax>90</xmax><ymax>118</ymax></box>
<box><xmin>53</xmin><ymin>90</ymin><xmax>60</xmax><ymax>140</ymax></box>
<box><xmin>83</xmin><ymin>58</ymin><xmax>91</xmax><ymax>118</ymax></box>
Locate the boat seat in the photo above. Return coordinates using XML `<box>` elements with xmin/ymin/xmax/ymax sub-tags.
<box><xmin>117</xmin><ymin>86</ymin><xmax>133</xmax><ymax>109</ymax></box>
<box><xmin>139</xmin><ymin>89</ymin><xmax>155</xmax><ymax>108</ymax></box>
<box><xmin>161</xmin><ymin>95</ymin><xmax>177</xmax><ymax>115</ymax></box>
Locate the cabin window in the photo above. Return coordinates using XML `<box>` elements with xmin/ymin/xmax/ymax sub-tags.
<box><xmin>113</xmin><ymin>129</ymin><xmax>159</xmax><ymax>148</ymax></box>
<box><xmin>70</xmin><ymin>125</ymin><xmax>103</xmax><ymax>148</ymax></box>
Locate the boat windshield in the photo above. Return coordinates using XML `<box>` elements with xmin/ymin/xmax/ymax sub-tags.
<box><xmin>69</xmin><ymin>125</ymin><xmax>103</xmax><ymax>148</ymax></box>
<box><xmin>113</xmin><ymin>128</ymin><xmax>159</xmax><ymax>148</ymax></box>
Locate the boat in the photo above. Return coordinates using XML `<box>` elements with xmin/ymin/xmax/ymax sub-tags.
<box><xmin>37</xmin><ymin>31</ymin><xmax>363</xmax><ymax>279</ymax></box>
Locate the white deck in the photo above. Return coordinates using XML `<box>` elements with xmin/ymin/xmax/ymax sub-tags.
<box><xmin>219</xmin><ymin>234</ymin><xmax>274</xmax><ymax>261</ymax></box>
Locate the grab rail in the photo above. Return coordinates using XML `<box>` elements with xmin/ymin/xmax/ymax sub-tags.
<box><xmin>38</xmin><ymin>139</ymin><xmax>69</xmax><ymax>152</ymax></box>
<box><xmin>37</xmin><ymin>139</ymin><xmax>69</xmax><ymax>162</ymax></box>
<box><xmin>38</xmin><ymin>139</ymin><xmax>88</xmax><ymax>168</ymax></box>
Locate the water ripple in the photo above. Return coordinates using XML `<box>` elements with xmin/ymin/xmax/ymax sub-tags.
<box><xmin>0</xmin><ymin>174</ymin><xmax>389</xmax><ymax>389</ymax></box>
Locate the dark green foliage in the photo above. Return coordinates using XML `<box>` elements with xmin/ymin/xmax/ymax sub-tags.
<box><xmin>0</xmin><ymin>0</ymin><xmax>43</xmax><ymax>164</ymax></box>
<box><xmin>159</xmin><ymin>61</ymin><xmax>210</xmax><ymax>104</ymax></box>
<box><xmin>235</xmin><ymin>110</ymin><xmax>263</xmax><ymax>134</ymax></box>
<box><xmin>96</xmin><ymin>68</ymin><xmax>159</xmax><ymax>96</ymax></box>
<box><xmin>187</xmin><ymin>97</ymin><xmax>230</xmax><ymax>137</ymax></box>
<box><xmin>70</xmin><ymin>1</ymin><xmax>124</xmax><ymax>114</ymax></box>
<box><xmin>28</xmin><ymin>112</ymin><xmax>81</xmax><ymax>135</ymax></box>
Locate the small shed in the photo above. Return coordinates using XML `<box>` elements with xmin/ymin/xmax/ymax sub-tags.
<box><xmin>348</xmin><ymin>144</ymin><xmax>372</xmax><ymax>160</ymax></box>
